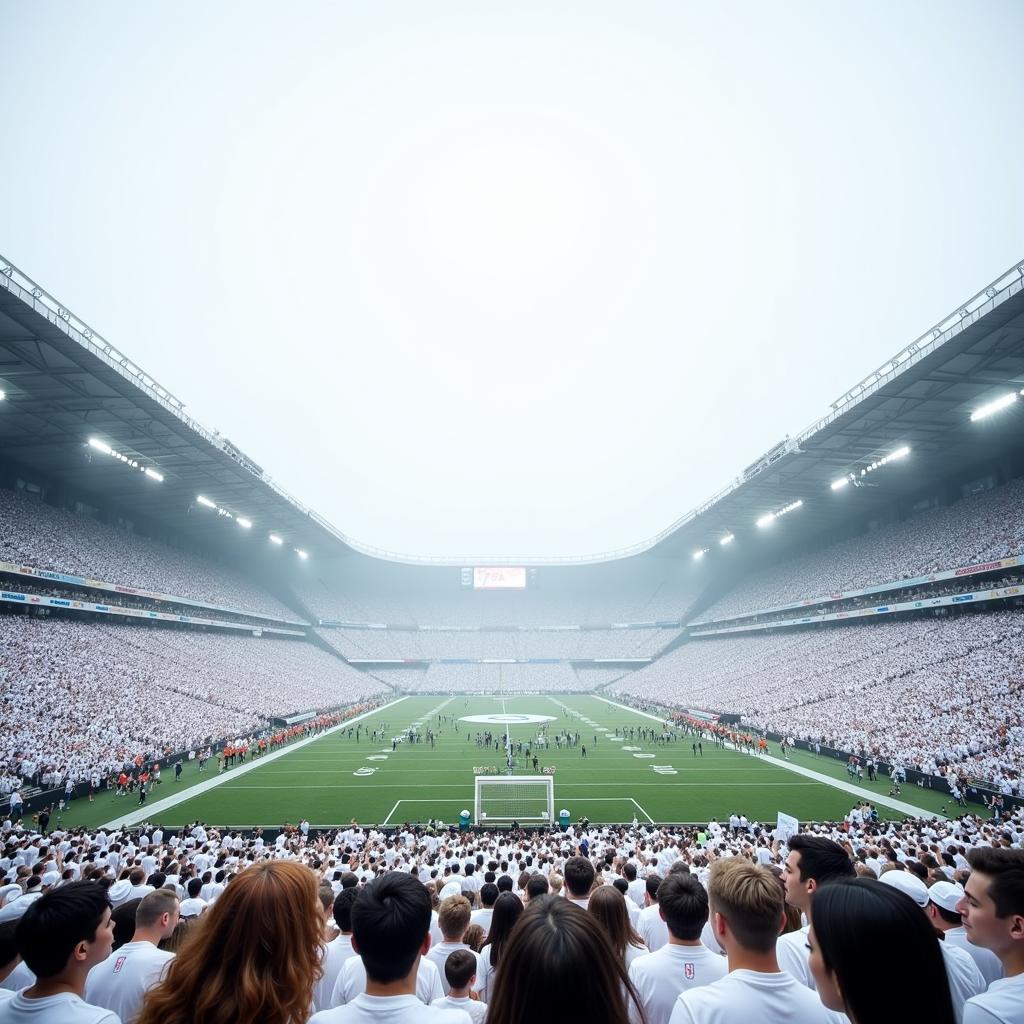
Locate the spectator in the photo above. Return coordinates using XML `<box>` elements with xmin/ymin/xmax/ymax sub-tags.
<box><xmin>431</xmin><ymin>950</ymin><xmax>487</xmax><ymax>1023</ymax></box>
<box><xmin>588</xmin><ymin>885</ymin><xmax>648</xmax><ymax>968</ymax></box>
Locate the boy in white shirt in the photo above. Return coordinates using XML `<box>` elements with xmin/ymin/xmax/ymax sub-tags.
<box><xmin>668</xmin><ymin>859</ymin><xmax>832</xmax><ymax>1024</ymax></box>
<box><xmin>308</xmin><ymin>871</ymin><xmax>469</xmax><ymax>1024</ymax></box>
<box><xmin>425</xmin><ymin>897</ymin><xmax>483</xmax><ymax>995</ymax></box>
<box><xmin>3</xmin><ymin>880</ymin><xmax>120</xmax><ymax>1023</ymax></box>
<box><xmin>432</xmin><ymin>950</ymin><xmax>487</xmax><ymax>1023</ymax></box>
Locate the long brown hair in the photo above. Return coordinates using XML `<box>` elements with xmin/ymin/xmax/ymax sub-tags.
<box><xmin>137</xmin><ymin>860</ymin><xmax>323</xmax><ymax>1024</ymax></box>
<box><xmin>588</xmin><ymin>885</ymin><xmax>646</xmax><ymax>959</ymax></box>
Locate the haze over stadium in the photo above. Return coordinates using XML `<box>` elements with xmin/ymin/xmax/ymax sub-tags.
<box><xmin>2</xmin><ymin>6</ymin><xmax>1024</xmax><ymax>1024</ymax></box>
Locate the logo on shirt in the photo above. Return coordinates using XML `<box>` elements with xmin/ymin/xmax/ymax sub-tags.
<box><xmin>684</xmin><ymin>963</ymin><xmax>695</xmax><ymax>980</ymax></box>
<box><xmin>113</xmin><ymin>956</ymin><xmax>127</xmax><ymax>974</ymax></box>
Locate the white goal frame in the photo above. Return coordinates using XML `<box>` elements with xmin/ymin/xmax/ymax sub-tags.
<box><xmin>474</xmin><ymin>775</ymin><xmax>554</xmax><ymax>826</ymax></box>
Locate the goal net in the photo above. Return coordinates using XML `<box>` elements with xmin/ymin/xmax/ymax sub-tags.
<box><xmin>474</xmin><ymin>775</ymin><xmax>554</xmax><ymax>826</ymax></box>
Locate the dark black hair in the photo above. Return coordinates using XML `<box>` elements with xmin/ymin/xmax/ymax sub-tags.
<box><xmin>812</xmin><ymin>879</ymin><xmax>955</xmax><ymax>1024</ymax></box>
<box><xmin>487</xmin><ymin>891</ymin><xmax>525</xmax><ymax>968</ymax></box>
<box><xmin>645</xmin><ymin>875</ymin><xmax>660</xmax><ymax>900</ymax></box>
<box><xmin>525</xmin><ymin>874</ymin><xmax>549</xmax><ymax>900</ymax></box>
<box><xmin>480</xmin><ymin>882</ymin><xmax>499</xmax><ymax>908</ymax></box>
<box><xmin>966</xmin><ymin>848</ymin><xmax>1024</xmax><ymax>918</ymax></box>
<box><xmin>351</xmin><ymin>872</ymin><xmax>430</xmax><ymax>983</ymax></box>
<box><xmin>657</xmin><ymin>872</ymin><xmax>708</xmax><ymax>941</ymax></box>
<box><xmin>444</xmin><ymin>948</ymin><xmax>477</xmax><ymax>989</ymax></box>
<box><xmin>496</xmin><ymin>875</ymin><xmax>514</xmax><ymax>893</ymax></box>
<box><xmin>564</xmin><ymin>857</ymin><xmax>596</xmax><ymax>899</ymax></box>
<box><xmin>0</xmin><ymin>921</ymin><xmax>19</xmax><ymax>969</ymax></box>
<box><xmin>186</xmin><ymin>878</ymin><xmax>203</xmax><ymax>898</ymax></box>
<box><xmin>111</xmin><ymin>898</ymin><xmax>142</xmax><ymax>950</ymax></box>
<box><xmin>333</xmin><ymin>886</ymin><xmax>359</xmax><ymax>932</ymax></box>
<box><xmin>15</xmin><ymin>880</ymin><xmax>110</xmax><ymax>978</ymax></box>
<box><xmin>789</xmin><ymin>834</ymin><xmax>856</xmax><ymax>885</ymax></box>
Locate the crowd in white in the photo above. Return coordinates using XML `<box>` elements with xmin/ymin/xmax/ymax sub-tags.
<box><xmin>0</xmin><ymin>488</ymin><xmax>297</xmax><ymax>621</ymax></box>
<box><xmin>698</xmin><ymin>476</ymin><xmax>1024</xmax><ymax>623</ymax></box>
<box><xmin>0</xmin><ymin>807</ymin><xmax>1021</xmax><ymax>1023</ymax></box>
<box><xmin>614</xmin><ymin>610</ymin><xmax>1024</xmax><ymax>793</ymax></box>
<box><xmin>415</xmin><ymin>664</ymin><xmax>582</xmax><ymax>693</ymax></box>
<box><xmin>0</xmin><ymin>616</ymin><xmax>387</xmax><ymax>788</ymax></box>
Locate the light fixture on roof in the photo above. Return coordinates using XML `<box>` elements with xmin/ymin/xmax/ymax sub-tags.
<box><xmin>88</xmin><ymin>437</ymin><xmax>113</xmax><ymax>456</ymax></box>
<box><xmin>692</xmin><ymin>548</ymin><xmax>708</xmax><ymax>560</ymax></box>
<box><xmin>236</xmin><ymin>517</ymin><xmax>252</xmax><ymax>529</ymax></box>
<box><xmin>269</xmin><ymin>534</ymin><xmax>283</xmax><ymax>545</ymax></box>
<box><xmin>832</xmin><ymin>446</ymin><xmax>910</xmax><ymax>491</ymax></box>
<box><xmin>295</xmin><ymin>548</ymin><xmax>309</xmax><ymax>560</ymax></box>
<box><xmin>0</xmin><ymin>389</ymin><xmax>5</xmax><ymax>400</ymax></box>
<box><xmin>89</xmin><ymin>436</ymin><xmax>163</xmax><ymax>482</ymax></box>
<box><xmin>756</xmin><ymin>499</ymin><xmax>803</xmax><ymax>528</ymax></box>
<box><xmin>831</xmin><ymin>476</ymin><xmax>851</xmax><ymax>491</ymax></box>
<box><xmin>196</xmin><ymin>495</ymin><xmax>217</xmax><ymax>509</ymax></box>
<box><xmin>970</xmin><ymin>392</ymin><xmax>1019</xmax><ymax>422</ymax></box>
<box><xmin>719</xmin><ymin>533</ymin><xmax>734</xmax><ymax>546</ymax></box>
<box><xmin>144</xmin><ymin>468</ymin><xmax>164</xmax><ymax>482</ymax></box>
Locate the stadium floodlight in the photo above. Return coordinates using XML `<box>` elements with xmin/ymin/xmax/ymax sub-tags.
<box><xmin>719</xmin><ymin>533</ymin><xmax>734</xmax><ymax>546</ymax></box>
<box><xmin>0</xmin><ymin>389</ymin><xmax>5</xmax><ymax>400</ymax></box>
<box><xmin>196</xmin><ymin>495</ymin><xmax>217</xmax><ymax>509</ymax></box>
<box><xmin>756</xmin><ymin>514</ymin><xmax>775</xmax><ymax>529</ymax></box>
<box><xmin>88</xmin><ymin>437</ymin><xmax>113</xmax><ymax>455</ymax></box>
<box><xmin>756</xmin><ymin>499</ymin><xmax>802</xmax><ymax>528</ymax></box>
<box><xmin>692</xmin><ymin>548</ymin><xmax>708</xmax><ymax>560</ymax></box>
<box><xmin>970</xmin><ymin>392</ymin><xmax>1018</xmax><ymax>422</ymax></box>
<box><xmin>143</xmin><ymin>467</ymin><xmax>163</xmax><ymax>482</ymax></box>
<box><xmin>295</xmin><ymin>548</ymin><xmax>309</xmax><ymax>559</ymax></box>
<box><xmin>269</xmin><ymin>533</ymin><xmax>283</xmax><ymax>545</ymax></box>
<box><xmin>831</xmin><ymin>476</ymin><xmax>851</xmax><ymax>491</ymax></box>
<box><xmin>236</xmin><ymin>517</ymin><xmax>252</xmax><ymax>529</ymax></box>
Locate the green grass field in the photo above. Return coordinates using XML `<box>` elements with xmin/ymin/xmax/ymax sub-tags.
<box><xmin>50</xmin><ymin>694</ymin><xmax>954</xmax><ymax>830</ymax></box>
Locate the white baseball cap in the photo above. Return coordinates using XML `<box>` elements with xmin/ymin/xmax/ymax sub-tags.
<box><xmin>879</xmin><ymin>869</ymin><xmax>929</xmax><ymax>908</ymax></box>
<box><xmin>928</xmin><ymin>880</ymin><xmax>965</xmax><ymax>913</ymax></box>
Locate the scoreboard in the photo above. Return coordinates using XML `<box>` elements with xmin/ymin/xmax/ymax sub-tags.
<box><xmin>461</xmin><ymin>567</ymin><xmax>537</xmax><ymax>589</ymax></box>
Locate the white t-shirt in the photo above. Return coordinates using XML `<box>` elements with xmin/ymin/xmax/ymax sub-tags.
<box><xmin>314</xmin><ymin>934</ymin><xmax>357</xmax><ymax>1012</ymax></box>
<box><xmin>940</xmin><ymin>941</ymin><xmax>986</xmax><ymax>1022</ymax></box>
<box><xmin>628</xmin><ymin>944</ymin><xmax>728</xmax><ymax>1024</ymax></box>
<box><xmin>668</xmin><ymin>969</ymin><xmax>834</xmax><ymax>1024</ymax></box>
<box><xmin>84</xmin><ymin>941</ymin><xmax>174</xmax><ymax>1024</ymax></box>
<box><xmin>431</xmin><ymin>995</ymin><xmax>487</xmax><ymax>1023</ymax></box>
<box><xmin>962</xmin><ymin>972</ymin><xmax>1024</xmax><ymax>1024</ymax></box>
<box><xmin>0</xmin><ymin>991</ymin><xmax>122</xmax><ymax>1023</ymax></box>
<box><xmin>944</xmin><ymin>929</ymin><xmax>1003</xmax><ymax>987</ymax></box>
<box><xmin>0</xmin><ymin>962</ymin><xmax>35</xmax><ymax>992</ymax></box>
<box><xmin>638</xmin><ymin>904</ymin><xmax>669</xmax><ymax>953</ymax></box>
<box><xmin>332</xmin><ymin>956</ymin><xmax>443</xmax><ymax>1008</ymax></box>
<box><xmin>469</xmin><ymin>909</ymin><xmax>492</xmax><ymax>934</ymax></box>
<box><xmin>424</xmin><ymin>944</ymin><xmax>483</xmax><ymax>996</ymax></box>
<box><xmin>309</xmin><ymin>992</ymin><xmax>471</xmax><ymax>1024</ymax></box>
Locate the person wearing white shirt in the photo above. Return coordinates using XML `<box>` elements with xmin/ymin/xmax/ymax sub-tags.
<box><xmin>3</xmin><ymin>880</ymin><xmax>120</xmax><ymax>1024</ymax></box>
<box><xmin>629</xmin><ymin>873</ymin><xmax>728</xmax><ymax>1024</ymax></box>
<box><xmin>956</xmin><ymin>848</ymin><xmax>1024</xmax><ymax>1024</ymax></box>
<box><xmin>84</xmin><ymin>889</ymin><xmax>178</xmax><ymax>1024</ymax></box>
<box><xmin>638</xmin><ymin>877</ymin><xmax>669</xmax><ymax>953</ymax></box>
<box><xmin>625</xmin><ymin>863</ymin><xmax>646</xmax><ymax>910</ymax></box>
<box><xmin>425</xmin><ymin>897</ymin><xmax>483</xmax><ymax>996</ymax></box>
<box><xmin>310</xmin><ymin>871</ymin><xmax>469</xmax><ymax>1024</ymax></box>
<box><xmin>469</xmin><ymin>885</ymin><xmax>497</xmax><ymax>935</ymax></box>
<box><xmin>0</xmin><ymin>879</ymin><xmax>44</xmax><ymax>925</ymax></box>
<box><xmin>562</xmin><ymin>856</ymin><xmax>594</xmax><ymax>910</ymax></box>
<box><xmin>177</xmin><ymin>878</ymin><xmax>206</xmax><ymax>919</ymax></box>
<box><xmin>927</xmin><ymin>881</ymin><xmax>1003</xmax><ymax>987</ymax></box>
<box><xmin>431</xmin><ymin>950</ymin><xmax>486</xmax><ymax>1024</ymax></box>
<box><xmin>314</xmin><ymin>889</ymin><xmax>359</xmax><ymax>1012</ymax></box>
<box><xmin>668</xmin><ymin>859</ymin><xmax>831</xmax><ymax>1024</ymax></box>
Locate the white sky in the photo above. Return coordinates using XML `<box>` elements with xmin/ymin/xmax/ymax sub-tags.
<box><xmin>2</xmin><ymin>2</ymin><xmax>1023</xmax><ymax>559</ymax></box>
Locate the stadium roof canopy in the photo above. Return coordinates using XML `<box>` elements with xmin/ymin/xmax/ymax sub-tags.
<box><xmin>1</xmin><ymin>254</ymin><xmax>1023</xmax><ymax>567</ymax></box>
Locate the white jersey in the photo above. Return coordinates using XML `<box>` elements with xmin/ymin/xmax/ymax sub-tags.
<box><xmin>431</xmin><ymin>995</ymin><xmax>487</xmax><ymax>1023</ymax></box>
<box><xmin>309</xmin><ymin>992</ymin><xmax>471</xmax><ymax>1024</ymax></box>
<box><xmin>0</xmin><ymin>991</ymin><xmax>122</xmax><ymax>1023</ymax></box>
<box><xmin>314</xmin><ymin>934</ymin><xmax>358</xmax><ymax>1011</ymax></box>
<box><xmin>668</xmin><ymin>968</ymin><xmax>834</xmax><ymax>1024</ymax></box>
<box><xmin>332</xmin><ymin>955</ymin><xmax>444</xmax><ymax>1008</ymax></box>
<box><xmin>628</xmin><ymin>944</ymin><xmax>728</xmax><ymax>1024</ymax></box>
<box><xmin>84</xmin><ymin>941</ymin><xmax>174</xmax><ymax>1024</ymax></box>
<box><xmin>638</xmin><ymin>904</ymin><xmax>669</xmax><ymax>952</ymax></box>
<box><xmin>962</xmin><ymin>972</ymin><xmax>1024</xmax><ymax>1024</ymax></box>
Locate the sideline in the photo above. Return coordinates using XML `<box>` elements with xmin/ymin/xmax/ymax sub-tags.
<box><xmin>590</xmin><ymin>694</ymin><xmax>946</xmax><ymax>821</ymax></box>
<box><xmin>101</xmin><ymin>697</ymin><xmax>409</xmax><ymax>829</ymax></box>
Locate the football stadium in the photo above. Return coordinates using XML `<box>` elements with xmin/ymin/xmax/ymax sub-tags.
<box><xmin>3</xmin><ymin>8</ymin><xmax>1024</xmax><ymax>1024</ymax></box>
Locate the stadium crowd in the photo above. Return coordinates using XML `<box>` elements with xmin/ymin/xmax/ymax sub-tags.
<box><xmin>0</xmin><ymin>809</ymin><xmax>1021</xmax><ymax>1023</ymax></box>
<box><xmin>614</xmin><ymin>610</ymin><xmax>1024</xmax><ymax>794</ymax></box>
<box><xmin>0</xmin><ymin>488</ymin><xmax>297</xmax><ymax>621</ymax></box>
<box><xmin>0</xmin><ymin>616</ymin><xmax>387</xmax><ymax>789</ymax></box>
<box><xmin>697</xmin><ymin>476</ymin><xmax>1024</xmax><ymax>623</ymax></box>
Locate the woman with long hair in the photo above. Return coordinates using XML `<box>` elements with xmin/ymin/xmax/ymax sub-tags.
<box><xmin>477</xmin><ymin>890</ymin><xmax>524</xmax><ymax>1001</ymax></box>
<box><xmin>809</xmin><ymin>877</ymin><xmax>955</xmax><ymax>1024</ymax></box>
<box><xmin>487</xmin><ymin>896</ymin><xmax>643</xmax><ymax>1024</ymax></box>
<box><xmin>136</xmin><ymin>860</ymin><xmax>323</xmax><ymax>1024</ymax></box>
<box><xmin>588</xmin><ymin>885</ymin><xmax>648</xmax><ymax>966</ymax></box>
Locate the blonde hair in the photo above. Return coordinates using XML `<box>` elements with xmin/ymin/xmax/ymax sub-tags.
<box><xmin>137</xmin><ymin>861</ymin><xmax>323</xmax><ymax>1024</ymax></box>
<box><xmin>709</xmin><ymin>859</ymin><xmax>784</xmax><ymax>953</ymax></box>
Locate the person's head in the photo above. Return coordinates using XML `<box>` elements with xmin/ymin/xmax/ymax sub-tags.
<box><xmin>623</xmin><ymin>862</ymin><xmax>637</xmax><ymax>882</ymax></box>
<box><xmin>810</xmin><ymin>878</ymin><xmax>955</xmax><ymax>1024</ymax></box>
<box><xmin>438</xmin><ymin>894</ymin><xmax>472</xmax><ymax>941</ymax></box>
<box><xmin>479</xmin><ymin>882</ymin><xmax>499</xmax><ymax>909</ymax></box>
<box><xmin>563</xmin><ymin>857</ymin><xmax>595</xmax><ymax>900</ymax></box>
<box><xmin>15</xmin><ymin>881</ymin><xmax>114</xmax><ymax>981</ymax></box>
<box><xmin>708</xmin><ymin>859</ymin><xmax>784</xmax><ymax>955</ymax></box>
<box><xmin>443</xmin><ymin>948</ymin><xmax>477</xmax><ymax>994</ymax></box>
<box><xmin>657</xmin><ymin>872</ymin><xmax>709</xmax><ymax>941</ymax></box>
<box><xmin>644</xmin><ymin>875</ymin><xmax>660</xmax><ymax>906</ymax></box>
<box><xmin>186</xmin><ymin>877</ymin><xmax>203</xmax><ymax>899</ymax></box>
<box><xmin>136</xmin><ymin>888</ymin><xmax>180</xmax><ymax>940</ymax></box>
<box><xmin>136</xmin><ymin>861</ymin><xmax>322</xmax><ymax>1024</ymax></box>
<box><xmin>111</xmin><ymin>898</ymin><xmax>143</xmax><ymax>950</ymax></box>
<box><xmin>350</xmin><ymin>872</ymin><xmax>431</xmax><ymax>984</ymax></box>
<box><xmin>525</xmin><ymin>874</ymin><xmax>549</xmax><ymax>902</ymax></box>
<box><xmin>588</xmin><ymin>885</ymin><xmax>645</xmax><ymax>957</ymax></box>
<box><xmin>784</xmin><ymin>835</ymin><xmax>855</xmax><ymax>913</ymax></box>
<box><xmin>0</xmin><ymin>920</ymin><xmax>21</xmax><ymax>975</ymax></box>
<box><xmin>957</xmin><ymin>848</ymin><xmax>1024</xmax><ymax>963</ymax></box>
<box><xmin>129</xmin><ymin>867</ymin><xmax>146</xmax><ymax>886</ymax></box>
<box><xmin>463</xmin><ymin>923</ymin><xmax>485</xmax><ymax>952</ymax></box>
<box><xmin>487</xmin><ymin>897</ymin><xmax>641</xmax><ymax>1024</ymax></box>
<box><xmin>332</xmin><ymin>887</ymin><xmax>359</xmax><ymax>934</ymax></box>
<box><xmin>486</xmin><ymin>891</ymin><xmax>525</xmax><ymax>968</ymax></box>
<box><xmin>926</xmin><ymin>880</ymin><xmax>965</xmax><ymax>931</ymax></box>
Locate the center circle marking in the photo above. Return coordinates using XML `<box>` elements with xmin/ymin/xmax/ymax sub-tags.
<box><xmin>459</xmin><ymin>713</ymin><xmax>557</xmax><ymax>725</ymax></box>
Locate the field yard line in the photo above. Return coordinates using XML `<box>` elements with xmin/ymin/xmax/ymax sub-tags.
<box><xmin>591</xmin><ymin>695</ymin><xmax>944</xmax><ymax>820</ymax></box>
<box><xmin>631</xmin><ymin>798</ymin><xmax>655</xmax><ymax>824</ymax></box>
<box><xmin>100</xmin><ymin>697</ymin><xmax>410</xmax><ymax>829</ymax></box>
<box><xmin>383</xmin><ymin>801</ymin><xmax>402</xmax><ymax>826</ymax></box>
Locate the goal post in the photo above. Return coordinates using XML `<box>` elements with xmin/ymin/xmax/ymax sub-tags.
<box><xmin>474</xmin><ymin>775</ymin><xmax>554</xmax><ymax>826</ymax></box>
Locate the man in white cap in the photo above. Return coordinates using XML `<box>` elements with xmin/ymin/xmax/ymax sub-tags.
<box><xmin>879</xmin><ymin>868</ymin><xmax>986</xmax><ymax>1021</ymax></box>
<box><xmin>927</xmin><ymin>880</ymin><xmax>1003</xmax><ymax>986</ymax></box>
